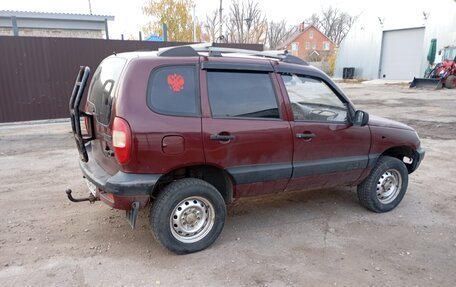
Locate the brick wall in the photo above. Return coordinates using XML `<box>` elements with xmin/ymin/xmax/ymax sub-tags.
<box><xmin>0</xmin><ymin>27</ymin><xmax>103</xmax><ymax>39</ymax></box>
<box><xmin>0</xmin><ymin>28</ymin><xmax>13</xmax><ymax>36</ymax></box>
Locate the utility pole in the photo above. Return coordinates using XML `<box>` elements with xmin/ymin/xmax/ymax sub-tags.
<box><xmin>88</xmin><ymin>0</ymin><xmax>93</xmax><ymax>15</ymax></box>
<box><xmin>192</xmin><ymin>4</ymin><xmax>197</xmax><ymax>42</ymax></box>
<box><xmin>219</xmin><ymin>0</ymin><xmax>223</xmax><ymax>41</ymax></box>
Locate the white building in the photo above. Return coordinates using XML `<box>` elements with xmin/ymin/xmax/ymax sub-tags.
<box><xmin>334</xmin><ymin>0</ymin><xmax>456</xmax><ymax>80</ymax></box>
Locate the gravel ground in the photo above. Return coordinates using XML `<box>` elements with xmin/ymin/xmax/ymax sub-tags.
<box><xmin>0</xmin><ymin>84</ymin><xmax>455</xmax><ymax>287</ymax></box>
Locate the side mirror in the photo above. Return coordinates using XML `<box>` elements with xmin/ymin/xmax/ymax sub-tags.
<box><xmin>353</xmin><ymin>110</ymin><xmax>369</xmax><ymax>126</ymax></box>
<box><xmin>438</xmin><ymin>49</ymin><xmax>442</xmax><ymax>56</ymax></box>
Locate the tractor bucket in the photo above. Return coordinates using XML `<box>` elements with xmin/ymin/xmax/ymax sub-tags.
<box><xmin>409</xmin><ymin>77</ymin><xmax>443</xmax><ymax>89</ymax></box>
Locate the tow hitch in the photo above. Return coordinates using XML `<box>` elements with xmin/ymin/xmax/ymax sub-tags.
<box><xmin>65</xmin><ymin>189</ymin><xmax>99</xmax><ymax>203</ymax></box>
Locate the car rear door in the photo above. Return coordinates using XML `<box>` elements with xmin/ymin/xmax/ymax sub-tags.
<box><xmin>277</xmin><ymin>69</ymin><xmax>371</xmax><ymax>191</ymax></box>
<box><xmin>200</xmin><ymin>60</ymin><xmax>293</xmax><ymax>198</ymax></box>
<box><xmin>85</xmin><ymin>56</ymin><xmax>127</xmax><ymax>174</ymax></box>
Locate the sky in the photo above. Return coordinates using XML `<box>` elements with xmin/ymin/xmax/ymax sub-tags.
<box><xmin>0</xmin><ymin>0</ymin><xmax>435</xmax><ymax>40</ymax></box>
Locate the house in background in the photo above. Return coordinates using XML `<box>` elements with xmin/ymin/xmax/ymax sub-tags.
<box><xmin>0</xmin><ymin>11</ymin><xmax>114</xmax><ymax>39</ymax></box>
<box><xmin>280</xmin><ymin>25</ymin><xmax>336</xmax><ymax>62</ymax></box>
<box><xmin>334</xmin><ymin>0</ymin><xmax>456</xmax><ymax>80</ymax></box>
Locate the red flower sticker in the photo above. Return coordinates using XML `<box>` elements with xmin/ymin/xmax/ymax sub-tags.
<box><xmin>167</xmin><ymin>73</ymin><xmax>185</xmax><ymax>92</ymax></box>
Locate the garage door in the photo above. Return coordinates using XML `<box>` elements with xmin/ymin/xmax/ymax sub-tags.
<box><xmin>379</xmin><ymin>28</ymin><xmax>425</xmax><ymax>80</ymax></box>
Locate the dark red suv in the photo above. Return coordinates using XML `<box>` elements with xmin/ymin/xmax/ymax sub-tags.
<box><xmin>67</xmin><ymin>44</ymin><xmax>424</xmax><ymax>254</ymax></box>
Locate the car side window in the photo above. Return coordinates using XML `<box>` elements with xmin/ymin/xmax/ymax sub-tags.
<box><xmin>207</xmin><ymin>71</ymin><xmax>280</xmax><ymax>119</ymax></box>
<box><xmin>147</xmin><ymin>66</ymin><xmax>199</xmax><ymax>116</ymax></box>
<box><xmin>281</xmin><ymin>74</ymin><xmax>348</xmax><ymax>122</ymax></box>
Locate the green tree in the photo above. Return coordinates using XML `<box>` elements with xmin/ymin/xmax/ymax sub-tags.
<box><xmin>142</xmin><ymin>0</ymin><xmax>200</xmax><ymax>42</ymax></box>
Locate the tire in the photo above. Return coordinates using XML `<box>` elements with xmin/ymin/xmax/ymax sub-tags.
<box><xmin>357</xmin><ymin>156</ymin><xmax>409</xmax><ymax>213</ymax></box>
<box><xmin>150</xmin><ymin>178</ymin><xmax>226</xmax><ymax>254</ymax></box>
<box><xmin>445</xmin><ymin>75</ymin><xmax>455</xmax><ymax>89</ymax></box>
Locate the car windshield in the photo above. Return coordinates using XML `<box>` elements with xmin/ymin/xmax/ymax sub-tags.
<box><xmin>443</xmin><ymin>47</ymin><xmax>456</xmax><ymax>61</ymax></box>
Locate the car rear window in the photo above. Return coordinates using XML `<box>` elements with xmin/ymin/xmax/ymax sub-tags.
<box><xmin>87</xmin><ymin>57</ymin><xmax>126</xmax><ymax>125</ymax></box>
<box><xmin>207</xmin><ymin>71</ymin><xmax>280</xmax><ymax>119</ymax></box>
<box><xmin>147</xmin><ymin>66</ymin><xmax>198</xmax><ymax>116</ymax></box>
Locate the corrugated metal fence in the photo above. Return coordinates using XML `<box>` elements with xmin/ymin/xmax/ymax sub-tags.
<box><xmin>0</xmin><ymin>36</ymin><xmax>262</xmax><ymax>123</ymax></box>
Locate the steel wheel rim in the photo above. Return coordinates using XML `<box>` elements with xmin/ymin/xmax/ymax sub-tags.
<box><xmin>376</xmin><ymin>169</ymin><xmax>402</xmax><ymax>204</ymax></box>
<box><xmin>170</xmin><ymin>196</ymin><xmax>215</xmax><ymax>243</ymax></box>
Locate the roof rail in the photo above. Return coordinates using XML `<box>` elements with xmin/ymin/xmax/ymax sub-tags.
<box><xmin>157</xmin><ymin>43</ymin><xmax>309</xmax><ymax>66</ymax></box>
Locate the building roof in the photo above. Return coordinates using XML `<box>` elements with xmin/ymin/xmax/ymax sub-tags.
<box><xmin>0</xmin><ymin>10</ymin><xmax>114</xmax><ymax>22</ymax></box>
<box><xmin>279</xmin><ymin>25</ymin><xmax>336</xmax><ymax>49</ymax></box>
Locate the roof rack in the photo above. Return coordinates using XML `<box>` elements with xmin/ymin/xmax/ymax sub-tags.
<box><xmin>157</xmin><ymin>43</ymin><xmax>308</xmax><ymax>66</ymax></box>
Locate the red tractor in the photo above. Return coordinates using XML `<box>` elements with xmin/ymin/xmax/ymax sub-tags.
<box><xmin>411</xmin><ymin>45</ymin><xmax>456</xmax><ymax>89</ymax></box>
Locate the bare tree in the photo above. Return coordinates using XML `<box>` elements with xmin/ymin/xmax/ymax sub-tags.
<box><xmin>304</xmin><ymin>7</ymin><xmax>355</xmax><ymax>45</ymax></box>
<box><xmin>304</xmin><ymin>13</ymin><xmax>320</xmax><ymax>28</ymax></box>
<box><xmin>203</xmin><ymin>9</ymin><xmax>221</xmax><ymax>42</ymax></box>
<box><xmin>265</xmin><ymin>20</ymin><xmax>286</xmax><ymax>50</ymax></box>
<box><xmin>265</xmin><ymin>20</ymin><xmax>297</xmax><ymax>50</ymax></box>
<box><xmin>224</xmin><ymin>0</ymin><xmax>267</xmax><ymax>44</ymax></box>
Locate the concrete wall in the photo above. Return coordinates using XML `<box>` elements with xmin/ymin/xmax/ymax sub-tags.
<box><xmin>334</xmin><ymin>0</ymin><xmax>456</xmax><ymax>80</ymax></box>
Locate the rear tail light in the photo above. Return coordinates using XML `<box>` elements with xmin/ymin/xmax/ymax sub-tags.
<box><xmin>112</xmin><ymin>117</ymin><xmax>132</xmax><ymax>165</ymax></box>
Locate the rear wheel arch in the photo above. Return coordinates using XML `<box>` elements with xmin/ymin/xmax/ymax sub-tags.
<box><xmin>150</xmin><ymin>178</ymin><xmax>226</xmax><ymax>254</ymax></box>
<box><xmin>152</xmin><ymin>165</ymin><xmax>234</xmax><ymax>204</ymax></box>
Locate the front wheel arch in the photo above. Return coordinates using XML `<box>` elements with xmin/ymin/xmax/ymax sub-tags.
<box><xmin>379</xmin><ymin>145</ymin><xmax>418</xmax><ymax>173</ymax></box>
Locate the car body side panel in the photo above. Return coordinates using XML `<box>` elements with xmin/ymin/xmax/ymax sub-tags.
<box><xmin>286</xmin><ymin>122</ymin><xmax>372</xmax><ymax>191</ymax></box>
<box><xmin>273</xmin><ymin>64</ymin><xmax>372</xmax><ymax>190</ymax></box>
<box><xmin>233</xmin><ymin>179</ymin><xmax>291</xmax><ymax>198</ymax></box>
<box><xmin>368</xmin><ymin>125</ymin><xmax>420</xmax><ymax>158</ymax></box>
<box><xmin>199</xmin><ymin>61</ymin><xmax>294</xmax><ymax>197</ymax></box>
<box><xmin>114</xmin><ymin>56</ymin><xmax>205</xmax><ymax>174</ymax></box>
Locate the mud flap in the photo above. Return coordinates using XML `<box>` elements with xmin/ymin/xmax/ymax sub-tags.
<box><xmin>409</xmin><ymin>77</ymin><xmax>442</xmax><ymax>89</ymax></box>
<box><xmin>126</xmin><ymin>202</ymin><xmax>140</xmax><ymax>229</ymax></box>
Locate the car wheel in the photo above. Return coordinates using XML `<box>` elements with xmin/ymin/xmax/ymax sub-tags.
<box><xmin>150</xmin><ymin>178</ymin><xmax>226</xmax><ymax>254</ymax></box>
<box><xmin>357</xmin><ymin>156</ymin><xmax>409</xmax><ymax>213</ymax></box>
<box><xmin>445</xmin><ymin>75</ymin><xmax>455</xmax><ymax>89</ymax></box>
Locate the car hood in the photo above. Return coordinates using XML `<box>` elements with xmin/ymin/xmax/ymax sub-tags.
<box><xmin>368</xmin><ymin>115</ymin><xmax>415</xmax><ymax>131</ymax></box>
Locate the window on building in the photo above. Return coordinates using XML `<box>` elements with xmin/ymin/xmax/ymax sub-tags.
<box><xmin>291</xmin><ymin>42</ymin><xmax>299</xmax><ymax>51</ymax></box>
<box><xmin>281</xmin><ymin>74</ymin><xmax>347</xmax><ymax>122</ymax></box>
<box><xmin>309</xmin><ymin>31</ymin><xmax>314</xmax><ymax>39</ymax></box>
<box><xmin>323</xmin><ymin>42</ymin><xmax>330</xmax><ymax>51</ymax></box>
<box><xmin>147</xmin><ymin>66</ymin><xmax>199</xmax><ymax>116</ymax></box>
<box><xmin>305</xmin><ymin>42</ymin><xmax>310</xmax><ymax>50</ymax></box>
<box><xmin>312</xmin><ymin>42</ymin><xmax>316</xmax><ymax>50</ymax></box>
<box><xmin>207</xmin><ymin>71</ymin><xmax>280</xmax><ymax>119</ymax></box>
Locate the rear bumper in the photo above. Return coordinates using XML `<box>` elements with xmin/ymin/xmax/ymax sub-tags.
<box><xmin>79</xmin><ymin>159</ymin><xmax>162</xmax><ymax>209</ymax></box>
<box><xmin>80</xmin><ymin>160</ymin><xmax>162</xmax><ymax>196</ymax></box>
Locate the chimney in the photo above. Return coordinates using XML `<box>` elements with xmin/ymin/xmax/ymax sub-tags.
<box><xmin>299</xmin><ymin>22</ymin><xmax>305</xmax><ymax>32</ymax></box>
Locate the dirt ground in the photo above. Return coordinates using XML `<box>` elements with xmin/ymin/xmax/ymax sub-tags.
<box><xmin>0</xmin><ymin>84</ymin><xmax>455</xmax><ymax>287</ymax></box>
